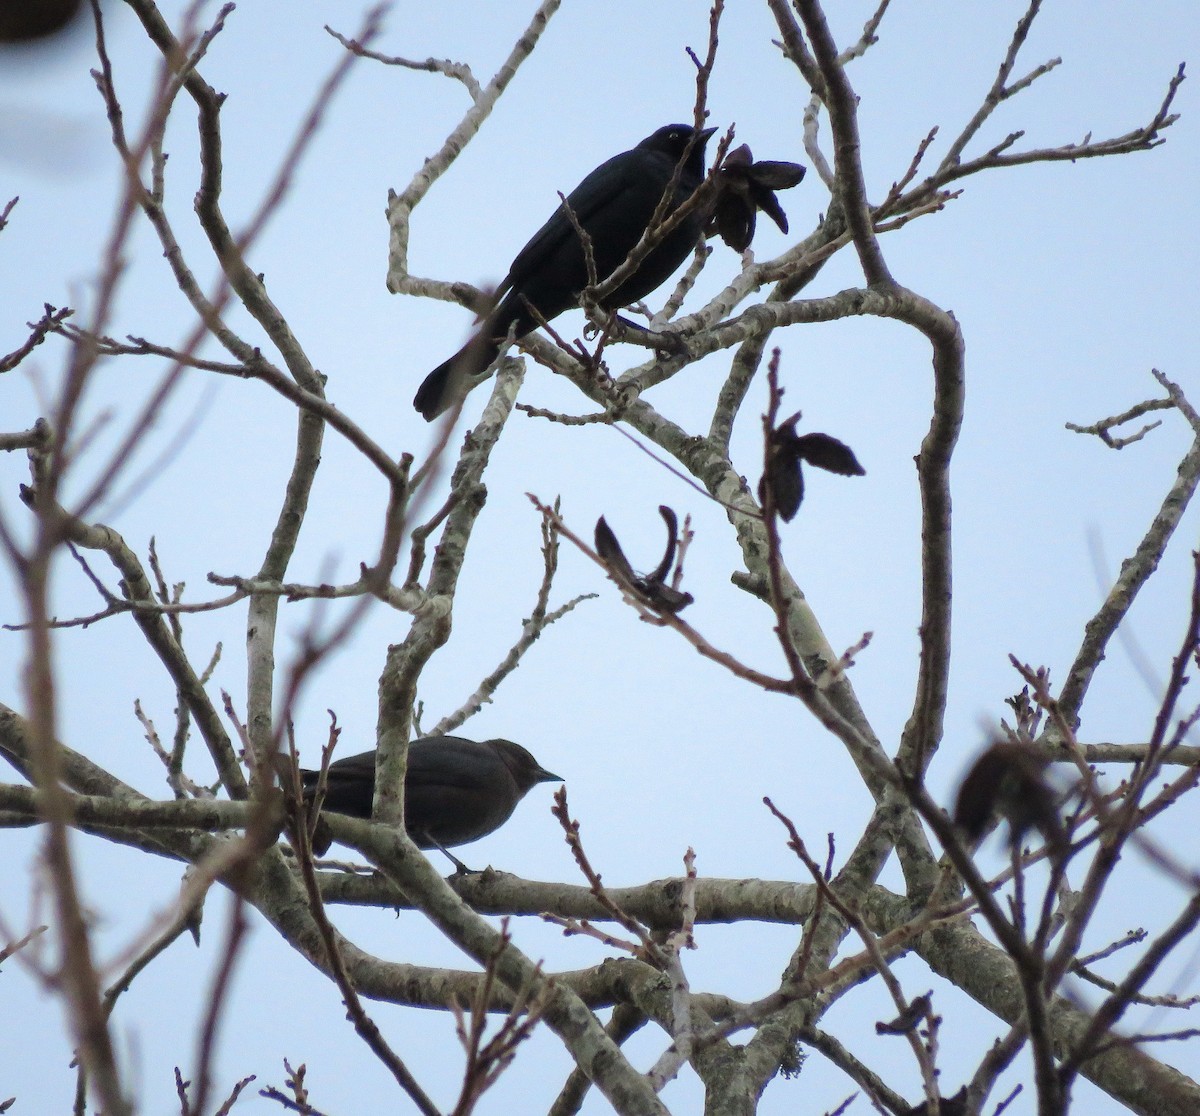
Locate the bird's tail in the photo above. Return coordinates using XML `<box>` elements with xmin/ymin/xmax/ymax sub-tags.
<box><xmin>413</xmin><ymin>327</ymin><xmax>505</xmax><ymax>421</ymax></box>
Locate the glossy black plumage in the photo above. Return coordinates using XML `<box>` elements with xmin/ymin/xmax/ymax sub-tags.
<box><xmin>414</xmin><ymin>123</ymin><xmax>716</xmax><ymax>419</ymax></box>
<box><xmin>300</xmin><ymin>735</ymin><xmax>561</xmax><ymax>856</ymax></box>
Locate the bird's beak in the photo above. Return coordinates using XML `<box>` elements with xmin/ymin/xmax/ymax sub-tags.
<box><xmin>538</xmin><ymin>767</ymin><xmax>563</xmax><ymax>783</ymax></box>
<box><xmin>700</xmin><ymin>127</ymin><xmax>718</xmax><ymax>142</ymax></box>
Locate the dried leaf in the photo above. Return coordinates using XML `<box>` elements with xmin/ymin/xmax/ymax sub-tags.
<box><xmin>747</xmin><ymin>159</ymin><xmax>806</xmax><ymax>190</ymax></box>
<box><xmin>595</xmin><ymin>510</ymin><xmax>693</xmax><ymax>613</ymax></box>
<box><xmin>906</xmin><ymin>1087</ymin><xmax>968</xmax><ymax>1116</ymax></box>
<box><xmin>707</xmin><ymin>144</ymin><xmax>807</xmax><ymax>250</ymax></box>
<box><xmin>751</xmin><ymin>183</ymin><xmax>790</xmax><ymax>234</ymax></box>
<box><xmin>714</xmin><ymin>195</ymin><xmax>757</xmax><ymax>252</ymax></box>
<box><xmin>953</xmin><ymin>741</ymin><xmax>1065</xmax><ymax>851</ymax></box>
<box><xmin>792</xmin><ymin>432</ymin><xmax>866</xmax><ymax>477</ymax></box>
<box><xmin>875</xmin><ymin>991</ymin><xmax>934</xmax><ymax>1035</ymax></box>
<box><xmin>760</xmin><ymin>414</ymin><xmax>864</xmax><ymax>522</ymax></box>
<box><xmin>647</xmin><ymin>505</ymin><xmax>679</xmax><ymax>584</ymax></box>
<box><xmin>595</xmin><ymin>517</ymin><xmax>637</xmax><ymax>584</ymax></box>
<box><xmin>723</xmin><ymin>143</ymin><xmax>754</xmax><ymax>169</ymax></box>
<box><xmin>760</xmin><ymin>435</ymin><xmax>805</xmax><ymax>521</ymax></box>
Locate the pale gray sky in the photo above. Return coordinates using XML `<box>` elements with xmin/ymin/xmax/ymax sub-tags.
<box><xmin>1</xmin><ymin>2</ymin><xmax>1198</xmax><ymax>1113</ymax></box>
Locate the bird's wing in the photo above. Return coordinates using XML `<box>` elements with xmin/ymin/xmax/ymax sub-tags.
<box><xmin>303</xmin><ymin>749</ymin><xmax>376</xmax><ymax>790</ymax></box>
<box><xmin>404</xmin><ymin>737</ymin><xmax>500</xmax><ymax>791</ymax></box>
<box><xmin>502</xmin><ymin>151</ymin><xmax>641</xmax><ymax>292</ymax></box>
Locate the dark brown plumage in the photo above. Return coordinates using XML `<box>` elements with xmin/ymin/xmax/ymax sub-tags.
<box><xmin>300</xmin><ymin>735</ymin><xmax>561</xmax><ymax>860</ymax></box>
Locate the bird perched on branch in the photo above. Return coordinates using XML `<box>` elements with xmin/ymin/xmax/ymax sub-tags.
<box><xmin>299</xmin><ymin>735</ymin><xmax>561</xmax><ymax>867</ymax></box>
<box><xmin>413</xmin><ymin>123</ymin><xmax>717</xmax><ymax>420</ymax></box>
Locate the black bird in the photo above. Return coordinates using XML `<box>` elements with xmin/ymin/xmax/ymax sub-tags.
<box><xmin>0</xmin><ymin>0</ymin><xmax>84</xmax><ymax>43</ymax></box>
<box><xmin>414</xmin><ymin>123</ymin><xmax>717</xmax><ymax>420</ymax></box>
<box><xmin>299</xmin><ymin>735</ymin><xmax>561</xmax><ymax>864</ymax></box>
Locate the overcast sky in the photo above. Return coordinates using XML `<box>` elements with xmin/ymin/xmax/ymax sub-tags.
<box><xmin>2</xmin><ymin>2</ymin><xmax>1199</xmax><ymax>1113</ymax></box>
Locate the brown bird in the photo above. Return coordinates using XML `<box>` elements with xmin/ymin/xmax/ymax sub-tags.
<box><xmin>953</xmin><ymin>740</ymin><xmax>1065</xmax><ymax>853</ymax></box>
<box><xmin>300</xmin><ymin>735</ymin><xmax>561</xmax><ymax>867</ymax></box>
